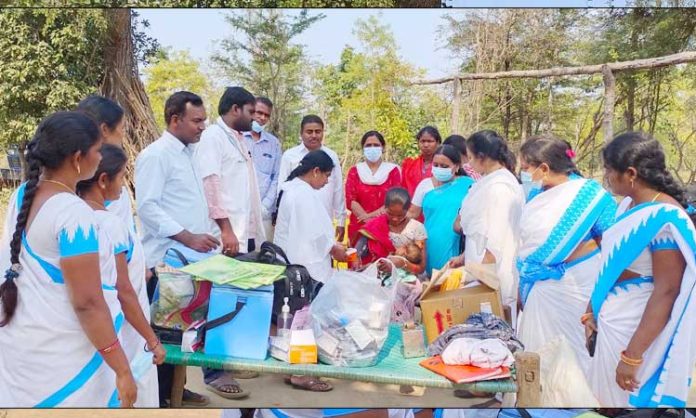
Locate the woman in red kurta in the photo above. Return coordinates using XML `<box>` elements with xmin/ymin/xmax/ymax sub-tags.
<box><xmin>401</xmin><ymin>126</ymin><xmax>442</xmax><ymax>198</ymax></box>
<box><xmin>345</xmin><ymin>130</ymin><xmax>402</xmax><ymax>246</ymax></box>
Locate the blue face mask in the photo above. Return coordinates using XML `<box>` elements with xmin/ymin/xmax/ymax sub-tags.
<box><xmin>520</xmin><ymin>168</ymin><xmax>543</xmax><ymax>201</ymax></box>
<box><xmin>432</xmin><ymin>166</ymin><xmax>454</xmax><ymax>183</ymax></box>
<box><xmin>363</xmin><ymin>146</ymin><xmax>383</xmax><ymax>163</ymax></box>
<box><xmin>251</xmin><ymin>120</ymin><xmax>265</xmax><ymax>133</ymax></box>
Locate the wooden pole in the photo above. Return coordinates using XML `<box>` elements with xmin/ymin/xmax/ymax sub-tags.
<box><xmin>451</xmin><ymin>78</ymin><xmax>462</xmax><ymax>134</ymax></box>
<box><xmin>412</xmin><ymin>50</ymin><xmax>696</xmax><ymax>85</ymax></box>
<box><xmin>515</xmin><ymin>352</ymin><xmax>541</xmax><ymax>407</ymax></box>
<box><xmin>602</xmin><ymin>64</ymin><xmax>616</xmax><ymax>144</ymax></box>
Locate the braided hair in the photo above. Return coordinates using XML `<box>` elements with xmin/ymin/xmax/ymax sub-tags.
<box><xmin>272</xmin><ymin>150</ymin><xmax>335</xmax><ymax>226</ymax></box>
<box><xmin>0</xmin><ymin>111</ymin><xmax>100</xmax><ymax>327</ymax></box>
<box><xmin>520</xmin><ymin>135</ymin><xmax>582</xmax><ymax>177</ymax></box>
<box><xmin>467</xmin><ymin>130</ymin><xmax>517</xmax><ymax>174</ymax></box>
<box><xmin>603</xmin><ymin>131</ymin><xmax>695</xmax><ymax>223</ymax></box>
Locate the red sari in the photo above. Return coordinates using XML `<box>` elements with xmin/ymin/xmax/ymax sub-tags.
<box><xmin>345</xmin><ymin>164</ymin><xmax>402</xmax><ymax>246</ymax></box>
<box><xmin>401</xmin><ymin>155</ymin><xmax>432</xmax><ymax>198</ymax></box>
<box><xmin>358</xmin><ymin>214</ymin><xmax>396</xmax><ymax>264</ymax></box>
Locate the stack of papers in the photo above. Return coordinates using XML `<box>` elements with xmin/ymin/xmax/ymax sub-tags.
<box><xmin>179</xmin><ymin>254</ymin><xmax>285</xmax><ymax>289</ymax></box>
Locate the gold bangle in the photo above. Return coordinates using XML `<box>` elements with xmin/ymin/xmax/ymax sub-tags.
<box><xmin>580</xmin><ymin>313</ymin><xmax>593</xmax><ymax>325</ymax></box>
<box><xmin>620</xmin><ymin>350</ymin><xmax>643</xmax><ymax>366</ymax></box>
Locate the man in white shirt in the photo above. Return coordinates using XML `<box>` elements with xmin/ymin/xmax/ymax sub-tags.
<box><xmin>194</xmin><ymin>86</ymin><xmax>261</xmax><ymax>399</ymax></box>
<box><xmin>135</xmin><ymin>91</ymin><xmax>218</xmax><ymax>407</ymax></box>
<box><xmin>136</xmin><ymin>92</ymin><xmax>219</xmax><ymax>270</ymax></box>
<box><xmin>277</xmin><ymin>115</ymin><xmax>346</xmax><ymax>240</ymax></box>
<box><xmin>196</xmin><ymin>86</ymin><xmax>265</xmax><ymax>257</ymax></box>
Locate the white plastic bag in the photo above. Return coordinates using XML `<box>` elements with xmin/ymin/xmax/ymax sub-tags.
<box><xmin>536</xmin><ymin>335</ymin><xmax>600</xmax><ymax>407</ymax></box>
<box><xmin>310</xmin><ymin>268</ymin><xmax>397</xmax><ymax>367</ymax></box>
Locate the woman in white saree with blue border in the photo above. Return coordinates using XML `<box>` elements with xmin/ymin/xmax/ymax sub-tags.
<box><xmin>0</xmin><ymin>112</ymin><xmax>136</xmax><ymax>407</ymax></box>
<box><xmin>516</xmin><ymin>137</ymin><xmax>617</xmax><ymax>374</ymax></box>
<box><xmin>586</xmin><ymin>132</ymin><xmax>696</xmax><ymax>407</ymax></box>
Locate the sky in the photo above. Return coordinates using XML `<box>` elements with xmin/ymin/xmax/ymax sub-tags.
<box><xmin>137</xmin><ymin>9</ymin><xmax>460</xmax><ymax>80</ymax></box>
<box><xmin>137</xmin><ymin>2</ymin><xmax>633</xmax><ymax>82</ymax></box>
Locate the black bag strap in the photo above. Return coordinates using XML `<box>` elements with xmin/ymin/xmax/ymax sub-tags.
<box><xmin>201</xmin><ymin>300</ymin><xmax>246</xmax><ymax>333</ymax></box>
<box><xmin>166</xmin><ymin>247</ymin><xmax>190</xmax><ymax>266</ymax></box>
<box><xmin>260</xmin><ymin>241</ymin><xmax>291</xmax><ymax>265</ymax></box>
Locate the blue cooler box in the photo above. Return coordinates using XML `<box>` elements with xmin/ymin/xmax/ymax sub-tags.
<box><xmin>204</xmin><ymin>283</ymin><xmax>274</xmax><ymax>360</ymax></box>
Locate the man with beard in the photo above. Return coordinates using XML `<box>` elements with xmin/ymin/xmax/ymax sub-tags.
<box><xmin>194</xmin><ymin>86</ymin><xmax>266</xmax><ymax>400</ymax></box>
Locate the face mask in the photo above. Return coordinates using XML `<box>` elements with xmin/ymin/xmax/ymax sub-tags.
<box><xmin>432</xmin><ymin>166</ymin><xmax>454</xmax><ymax>183</ymax></box>
<box><xmin>363</xmin><ymin>146</ymin><xmax>383</xmax><ymax>163</ymax></box>
<box><xmin>520</xmin><ymin>167</ymin><xmax>543</xmax><ymax>201</ymax></box>
<box><xmin>251</xmin><ymin>120</ymin><xmax>265</xmax><ymax>133</ymax></box>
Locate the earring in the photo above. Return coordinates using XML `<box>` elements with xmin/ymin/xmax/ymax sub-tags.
<box><xmin>630</xmin><ymin>179</ymin><xmax>634</xmax><ymax>189</ymax></box>
<box><xmin>77</xmin><ymin>165</ymin><xmax>81</xmax><ymax>175</ymax></box>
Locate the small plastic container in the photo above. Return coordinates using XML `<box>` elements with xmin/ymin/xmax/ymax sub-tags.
<box><xmin>278</xmin><ymin>297</ymin><xmax>294</xmax><ymax>338</ymax></box>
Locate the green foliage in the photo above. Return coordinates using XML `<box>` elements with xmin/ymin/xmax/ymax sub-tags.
<box><xmin>0</xmin><ymin>9</ymin><xmax>108</xmax><ymax>149</ymax></box>
<box><xmin>0</xmin><ymin>9</ymin><xmax>161</xmax><ymax>151</ymax></box>
<box><xmin>211</xmin><ymin>10</ymin><xmax>324</xmax><ymax>145</ymax></box>
<box><xmin>144</xmin><ymin>49</ymin><xmax>215</xmax><ymax>130</ymax></box>
<box><xmin>313</xmin><ymin>16</ymin><xmax>449</xmax><ymax>169</ymax></box>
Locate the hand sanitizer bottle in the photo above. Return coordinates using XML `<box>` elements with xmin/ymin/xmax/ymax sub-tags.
<box><xmin>278</xmin><ymin>297</ymin><xmax>293</xmax><ymax>338</ymax></box>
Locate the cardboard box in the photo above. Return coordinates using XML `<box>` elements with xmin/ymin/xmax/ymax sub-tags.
<box><xmin>288</xmin><ymin>329</ymin><xmax>318</xmax><ymax>364</ymax></box>
<box><xmin>419</xmin><ymin>264</ymin><xmax>503</xmax><ymax>344</ymax></box>
<box><xmin>269</xmin><ymin>329</ymin><xmax>318</xmax><ymax>364</ymax></box>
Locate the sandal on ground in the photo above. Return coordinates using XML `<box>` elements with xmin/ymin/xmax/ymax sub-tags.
<box><xmin>206</xmin><ymin>374</ymin><xmax>251</xmax><ymax>399</ymax></box>
<box><xmin>181</xmin><ymin>388</ymin><xmax>210</xmax><ymax>406</ymax></box>
<box><xmin>453</xmin><ymin>389</ymin><xmax>492</xmax><ymax>399</ymax></box>
<box><xmin>284</xmin><ymin>375</ymin><xmax>333</xmax><ymax>392</ymax></box>
<box><xmin>230</xmin><ymin>370</ymin><xmax>259</xmax><ymax>379</ymax></box>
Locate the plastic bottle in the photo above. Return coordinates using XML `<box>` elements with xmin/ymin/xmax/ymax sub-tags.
<box><xmin>278</xmin><ymin>297</ymin><xmax>293</xmax><ymax>338</ymax></box>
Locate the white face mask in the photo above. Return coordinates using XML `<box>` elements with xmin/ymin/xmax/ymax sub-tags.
<box><xmin>520</xmin><ymin>167</ymin><xmax>543</xmax><ymax>200</ymax></box>
<box><xmin>363</xmin><ymin>146</ymin><xmax>383</xmax><ymax>163</ymax></box>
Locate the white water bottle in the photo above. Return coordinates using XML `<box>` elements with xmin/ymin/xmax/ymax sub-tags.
<box><xmin>278</xmin><ymin>297</ymin><xmax>293</xmax><ymax>338</ymax></box>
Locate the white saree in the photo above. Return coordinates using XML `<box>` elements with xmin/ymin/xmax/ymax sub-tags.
<box><xmin>516</xmin><ymin>176</ymin><xmax>616</xmax><ymax>373</ymax></box>
<box><xmin>97</xmin><ymin>210</ymin><xmax>159</xmax><ymax>407</ymax></box>
<box><xmin>459</xmin><ymin>168</ymin><xmax>525</xmax><ymax>309</ymax></box>
<box><xmin>0</xmin><ymin>185</ymin><xmax>123</xmax><ymax>407</ymax></box>
<box><xmin>589</xmin><ymin>200</ymin><xmax>696</xmax><ymax>407</ymax></box>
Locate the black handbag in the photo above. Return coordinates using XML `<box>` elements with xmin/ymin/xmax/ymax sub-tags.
<box><xmin>235</xmin><ymin>241</ymin><xmax>319</xmax><ymax>323</ymax></box>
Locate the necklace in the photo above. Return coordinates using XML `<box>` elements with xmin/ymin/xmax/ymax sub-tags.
<box><xmin>651</xmin><ymin>192</ymin><xmax>662</xmax><ymax>202</ymax></box>
<box><xmin>41</xmin><ymin>179</ymin><xmax>75</xmax><ymax>194</ymax></box>
<box><xmin>85</xmin><ymin>199</ymin><xmax>106</xmax><ymax>210</ymax></box>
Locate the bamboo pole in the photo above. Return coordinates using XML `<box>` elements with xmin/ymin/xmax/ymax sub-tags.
<box><xmin>412</xmin><ymin>51</ymin><xmax>696</xmax><ymax>85</ymax></box>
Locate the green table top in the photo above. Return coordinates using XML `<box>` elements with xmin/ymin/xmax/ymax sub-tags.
<box><xmin>163</xmin><ymin>325</ymin><xmax>518</xmax><ymax>392</ymax></box>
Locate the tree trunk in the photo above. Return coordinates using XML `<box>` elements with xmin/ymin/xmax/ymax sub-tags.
<box><xmin>602</xmin><ymin>65</ymin><xmax>616</xmax><ymax>144</ymax></box>
<box><xmin>451</xmin><ymin>78</ymin><xmax>461</xmax><ymax>133</ymax></box>
<box><xmin>625</xmin><ymin>76</ymin><xmax>636</xmax><ymax>131</ymax></box>
<box><xmin>100</xmin><ymin>9</ymin><xmax>160</xmax><ymax>191</ymax></box>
